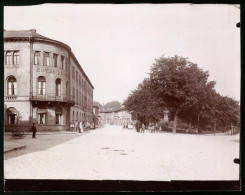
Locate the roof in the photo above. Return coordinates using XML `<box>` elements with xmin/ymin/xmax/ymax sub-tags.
<box><xmin>4</xmin><ymin>29</ymin><xmax>50</xmax><ymax>39</ymax></box>
<box><xmin>99</xmin><ymin>106</ymin><xmax>128</xmax><ymax>113</ymax></box>
<box><xmin>4</xmin><ymin>29</ymin><xmax>94</xmax><ymax>89</ymax></box>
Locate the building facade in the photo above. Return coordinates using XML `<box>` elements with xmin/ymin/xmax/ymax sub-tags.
<box><xmin>4</xmin><ymin>29</ymin><xmax>94</xmax><ymax>131</ymax></box>
<box><xmin>99</xmin><ymin>107</ymin><xmax>132</xmax><ymax>125</ymax></box>
<box><xmin>92</xmin><ymin>103</ymin><xmax>99</xmax><ymax>125</ymax></box>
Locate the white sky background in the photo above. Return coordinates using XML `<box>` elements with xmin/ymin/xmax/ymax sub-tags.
<box><xmin>4</xmin><ymin>4</ymin><xmax>240</xmax><ymax>104</ymax></box>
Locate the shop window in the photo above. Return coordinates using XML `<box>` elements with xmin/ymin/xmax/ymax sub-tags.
<box><xmin>34</xmin><ymin>52</ymin><xmax>40</xmax><ymax>65</ymax></box>
<box><xmin>38</xmin><ymin>112</ymin><xmax>46</xmax><ymax>124</ymax></box>
<box><xmin>6</xmin><ymin>107</ymin><xmax>17</xmax><ymax>125</ymax></box>
<box><xmin>56</xmin><ymin>78</ymin><xmax>61</xmax><ymax>96</ymax></box>
<box><xmin>7</xmin><ymin>76</ymin><xmax>17</xmax><ymax>96</ymax></box>
<box><xmin>38</xmin><ymin>76</ymin><xmax>46</xmax><ymax>95</ymax></box>
<box><xmin>43</xmin><ymin>52</ymin><xmax>50</xmax><ymax>66</ymax></box>
<box><xmin>56</xmin><ymin>107</ymin><xmax>63</xmax><ymax>125</ymax></box>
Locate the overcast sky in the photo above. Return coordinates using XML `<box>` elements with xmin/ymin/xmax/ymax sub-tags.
<box><xmin>4</xmin><ymin>4</ymin><xmax>240</xmax><ymax>104</ymax></box>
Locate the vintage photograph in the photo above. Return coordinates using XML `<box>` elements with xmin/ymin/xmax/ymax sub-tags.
<box><xmin>3</xmin><ymin>3</ymin><xmax>240</xmax><ymax>191</ymax></box>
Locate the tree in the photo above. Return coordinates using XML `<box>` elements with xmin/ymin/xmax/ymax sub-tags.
<box><xmin>124</xmin><ymin>78</ymin><xmax>163</xmax><ymax>125</ymax></box>
<box><xmin>150</xmin><ymin>55</ymin><xmax>215</xmax><ymax>133</ymax></box>
<box><xmin>103</xmin><ymin>101</ymin><xmax>121</xmax><ymax>111</ymax></box>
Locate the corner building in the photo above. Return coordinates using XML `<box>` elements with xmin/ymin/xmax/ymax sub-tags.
<box><xmin>4</xmin><ymin>30</ymin><xmax>94</xmax><ymax>131</ymax></box>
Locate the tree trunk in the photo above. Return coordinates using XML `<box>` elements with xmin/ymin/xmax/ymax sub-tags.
<box><xmin>231</xmin><ymin>122</ymin><xmax>233</xmax><ymax>136</ymax></box>
<box><xmin>172</xmin><ymin>110</ymin><xmax>179</xmax><ymax>134</ymax></box>
<box><xmin>213</xmin><ymin>119</ymin><xmax>217</xmax><ymax>135</ymax></box>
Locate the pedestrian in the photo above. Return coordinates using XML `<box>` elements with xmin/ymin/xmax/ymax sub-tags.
<box><xmin>155</xmin><ymin>123</ymin><xmax>159</xmax><ymax>132</ymax></box>
<box><xmin>78</xmin><ymin>122</ymin><xmax>82</xmax><ymax>133</ymax></box>
<box><xmin>79</xmin><ymin>122</ymin><xmax>84</xmax><ymax>133</ymax></box>
<box><xmin>32</xmin><ymin>123</ymin><xmax>37</xmax><ymax>139</ymax></box>
<box><xmin>141</xmin><ymin>123</ymin><xmax>145</xmax><ymax>133</ymax></box>
<box><xmin>70</xmin><ymin>121</ymin><xmax>74</xmax><ymax>132</ymax></box>
<box><xmin>75</xmin><ymin>120</ymin><xmax>78</xmax><ymax>132</ymax></box>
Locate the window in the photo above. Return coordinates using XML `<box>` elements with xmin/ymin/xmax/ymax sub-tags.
<box><xmin>7</xmin><ymin>76</ymin><xmax>17</xmax><ymax>95</ymax></box>
<box><xmin>80</xmin><ymin>92</ymin><xmax>82</xmax><ymax>105</ymax></box>
<box><xmin>6</xmin><ymin>52</ymin><xmax>12</xmax><ymax>65</ymax></box>
<box><xmin>13</xmin><ymin>52</ymin><xmax>19</xmax><ymax>65</ymax></box>
<box><xmin>6</xmin><ymin>107</ymin><xmax>17</xmax><ymax>125</ymax></box>
<box><xmin>65</xmin><ymin>58</ymin><xmax>68</xmax><ymax>70</ymax></box>
<box><xmin>72</xmin><ymin>67</ymin><xmax>75</xmax><ymax>79</ymax></box>
<box><xmin>34</xmin><ymin>52</ymin><xmax>40</xmax><ymax>65</ymax></box>
<box><xmin>79</xmin><ymin>76</ymin><xmax>81</xmax><ymax>86</ymax></box>
<box><xmin>38</xmin><ymin>76</ymin><xmax>46</xmax><ymax>95</ymax></box>
<box><xmin>66</xmin><ymin>82</ymin><xmax>69</xmax><ymax>96</ymax></box>
<box><xmin>76</xmin><ymin>89</ymin><xmax>78</xmax><ymax>104</ymax></box>
<box><xmin>53</xmin><ymin>54</ymin><xmax>58</xmax><ymax>67</ymax></box>
<box><xmin>61</xmin><ymin>56</ymin><xmax>64</xmax><ymax>69</ymax></box>
<box><xmin>55</xmin><ymin>107</ymin><xmax>63</xmax><ymax>125</ymax></box>
<box><xmin>73</xmin><ymin>87</ymin><xmax>75</xmax><ymax>99</ymax></box>
<box><xmin>38</xmin><ymin>113</ymin><xmax>46</xmax><ymax>124</ymax></box>
<box><xmin>56</xmin><ymin>114</ymin><xmax>62</xmax><ymax>124</ymax></box>
<box><xmin>56</xmin><ymin>79</ymin><xmax>61</xmax><ymax>96</ymax></box>
<box><xmin>43</xmin><ymin>52</ymin><xmax>50</xmax><ymax>66</ymax></box>
<box><xmin>76</xmin><ymin>71</ymin><xmax>78</xmax><ymax>82</ymax></box>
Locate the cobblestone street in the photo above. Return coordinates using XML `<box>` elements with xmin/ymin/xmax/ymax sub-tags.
<box><xmin>4</xmin><ymin>125</ymin><xmax>240</xmax><ymax>181</ymax></box>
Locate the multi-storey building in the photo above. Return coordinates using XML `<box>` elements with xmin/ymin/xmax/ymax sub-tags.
<box><xmin>99</xmin><ymin>106</ymin><xmax>132</xmax><ymax>125</ymax></box>
<box><xmin>4</xmin><ymin>29</ymin><xmax>94</xmax><ymax>131</ymax></box>
<box><xmin>92</xmin><ymin>102</ymin><xmax>99</xmax><ymax>125</ymax></box>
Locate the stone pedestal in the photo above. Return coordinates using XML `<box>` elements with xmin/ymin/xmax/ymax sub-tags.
<box><xmin>163</xmin><ymin>109</ymin><xmax>169</xmax><ymax>122</ymax></box>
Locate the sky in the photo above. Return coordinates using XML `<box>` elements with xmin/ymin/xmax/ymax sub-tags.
<box><xmin>4</xmin><ymin>4</ymin><xmax>240</xmax><ymax>104</ymax></box>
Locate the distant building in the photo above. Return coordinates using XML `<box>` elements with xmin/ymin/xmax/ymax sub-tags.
<box><xmin>99</xmin><ymin>106</ymin><xmax>132</xmax><ymax>125</ymax></box>
<box><xmin>4</xmin><ymin>29</ymin><xmax>94</xmax><ymax>131</ymax></box>
<box><xmin>92</xmin><ymin>102</ymin><xmax>99</xmax><ymax>125</ymax></box>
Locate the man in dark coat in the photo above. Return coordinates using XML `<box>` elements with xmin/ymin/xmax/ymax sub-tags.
<box><xmin>136</xmin><ymin>121</ymin><xmax>141</xmax><ymax>132</ymax></box>
<box><xmin>32</xmin><ymin>123</ymin><xmax>37</xmax><ymax>138</ymax></box>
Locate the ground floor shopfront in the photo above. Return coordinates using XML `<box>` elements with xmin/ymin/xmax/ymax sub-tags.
<box><xmin>4</xmin><ymin>99</ymin><xmax>92</xmax><ymax>132</ymax></box>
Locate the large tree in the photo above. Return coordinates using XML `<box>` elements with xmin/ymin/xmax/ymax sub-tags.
<box><xmin>124</xmin><ymin>78</ymin><xmax>163</xmax><ymax>124</ymax></box>
<box><xmin>150</xmin><ymin>55</ymin><xmax>215</xmax><ymax>133</ymax></box>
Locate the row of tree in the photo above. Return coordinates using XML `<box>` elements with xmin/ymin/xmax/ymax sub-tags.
<box><xmin>124</xmin><ymin>55</ymin><xmax>240</xmax><ymax>133</ymax></box>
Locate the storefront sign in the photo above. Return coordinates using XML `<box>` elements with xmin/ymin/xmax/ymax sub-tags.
<box><xmin>37</xmin><ymin>68</ymin><xmax>65</xmax><ymax>76</ymax></box>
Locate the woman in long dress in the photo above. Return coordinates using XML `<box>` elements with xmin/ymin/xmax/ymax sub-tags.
<box><xmin>79</xmin><ymin>122</ymin><xmax>83</xmax><ymax>133</ymax></box>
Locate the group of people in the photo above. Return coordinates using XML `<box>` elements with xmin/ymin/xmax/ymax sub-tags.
<box><xmin>124</xmin><ymin>121</ymin><xmax>160</xmax><ymax>133</ymax></box>
<box><xmin>123</xmin><ymin>123</ymin><xmax>133</xmax><ymax>129</ymax></box>
<box><xmin>70</xmin><ymin>120</ymin><xmax>94</xmax><ymax>133</ymax></box>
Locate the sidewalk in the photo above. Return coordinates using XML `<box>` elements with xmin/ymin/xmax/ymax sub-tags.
<box><xmin>4</xmin><ymin>142</ymin><xmax>26</xmax><ymax>153</ymax></box>
<box><xmin>4</xmin><ymin>131</ymin><xmax>84</xmax><ymax>136</ymax></box>
<box><xmin>4</xmin><ymin>131</ymin><xmax>87</xmax><ymax>154</ymax></box>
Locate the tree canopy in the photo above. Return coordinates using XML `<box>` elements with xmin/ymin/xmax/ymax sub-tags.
<box><xmin>124</xmin><ymin>55</ymin><xmax>240</xmax><ymax>134</ymax></box>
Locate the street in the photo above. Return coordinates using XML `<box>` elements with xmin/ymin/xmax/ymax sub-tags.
<box><xmin>4</xmin><ymin>125</ymin><xmax>239</xmax><ymax>181</ymax></box>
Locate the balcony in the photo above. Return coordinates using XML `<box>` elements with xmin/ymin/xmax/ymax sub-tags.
<box><xmin>30</xmin><ymin>93</ymin><xmax>75</xmax><ymax>107</ymax></box>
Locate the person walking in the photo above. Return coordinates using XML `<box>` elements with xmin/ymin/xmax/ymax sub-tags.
<box><xmin>155</xmin><ymin>123</ymin><xmax>159</xmax><ymax>132</ymax></box>
<box><xmin>32</xmin><ymin>123</ymin><xmax>37</xmax><ymax>139</ymax></box>
<box><xmin>141</xmin><ymin>123</ymin><xmax>145</xmax><ymax>133</ymax></box>
<box><xmin>80</xmin><ymin>122</ymin><xmax>84</xmax><ymax>133</ymax></box>
<box><xmin>70</xmin><ymin>120</ymin><xmax>74</xmax><ymax>132</ymax></box>
<box><xmin>75</xmin><ymin>120</ymin><xmax>78</xmax><ymax>132</ymax></box>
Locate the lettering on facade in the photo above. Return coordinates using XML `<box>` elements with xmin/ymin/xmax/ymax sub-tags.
<box><xmin>37</xmin><ymin>68</ymin><xmax>64</xmax><ymax>76</ymax></box>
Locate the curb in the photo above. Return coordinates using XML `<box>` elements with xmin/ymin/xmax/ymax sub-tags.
<box><xmin>4</xmin><ymin>145</ymin><xmax>26</xmax><ymax>153</ymax></box>
<box><xmin>4</xmin><ymin>131</ymin><xmax>91</xmax><ymax>136</ymax></box>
